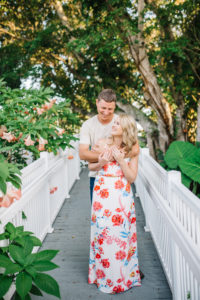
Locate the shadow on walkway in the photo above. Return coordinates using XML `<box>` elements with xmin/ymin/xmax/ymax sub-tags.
<box><xmin>33</xmin><ymin>168</ymin><xmax>172</xmax><ymax>300</ymax></box>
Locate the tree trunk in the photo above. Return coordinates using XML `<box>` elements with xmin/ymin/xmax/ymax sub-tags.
<box><xmin>125</xmin><ymin>0</ymin><xmax>173</xmax><ymax>152</ymax></box>
<box><xmin>197</xmin><ymin>101</ymin><xmax>200</xmax><ymax>142</ymax></box>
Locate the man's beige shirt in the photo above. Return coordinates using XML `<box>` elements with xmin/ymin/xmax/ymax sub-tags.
<box><xmin>79</xmin><ymin>114</ymin><xmax>118</xmax><ymax>177</ymax></box>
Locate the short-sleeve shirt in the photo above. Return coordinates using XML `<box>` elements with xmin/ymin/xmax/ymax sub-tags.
<box><xmin>79</xmin><ymin>114</ymin><xmax>118</xmax><ymax>177</ymax></box>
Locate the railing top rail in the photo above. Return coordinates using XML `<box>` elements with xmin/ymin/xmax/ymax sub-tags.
<box><xmin>171</xmin><ymin>179</ymin><xmax>200</xmax><ymax>213</ymax></box>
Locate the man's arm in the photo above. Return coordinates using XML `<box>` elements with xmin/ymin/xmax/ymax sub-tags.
<box><xmin>79</xmin><ymin>144</ymin><xmax>100</xmax><ymax>163</ymax></box>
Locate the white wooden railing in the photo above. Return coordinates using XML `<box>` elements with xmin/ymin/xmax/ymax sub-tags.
<box><xmin>0</xmin><ymin>139</ymin><xmax>81</xmax><ymax>299</ymax></box>
<box><xmin>135</xmin><ymin>148</ymin><xmax>200</xmax><ymax>300</ymax></box>
<box><xmin>0</xmin><ymin>139</ymin><xmax>81</xmax><ymax>241</ymax></box>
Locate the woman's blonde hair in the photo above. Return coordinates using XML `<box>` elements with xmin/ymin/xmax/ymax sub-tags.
<box><xmin>116</xmin><ymin>114</ymin><xmax>138</xmax><ymax>155</ymax></box>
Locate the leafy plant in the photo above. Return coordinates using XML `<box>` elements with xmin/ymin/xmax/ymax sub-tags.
<box><xmin>0</xmin><ymin>79</ymin><xmax>79</xmax><ymax>167</ymax></box>
<box><xmin>0</xmin><ymin>222</ymin><xmax>60</xmax><ymax>299</ymax></box>
<box><xmin>0</xmin><ymin>154</ymin><xmax>21</xmax><ymax>195</ymax></box>
<box><xmin>164</xmin><ymin>141</ymin><xmax>200</xmax><ymax>198</ymax></box>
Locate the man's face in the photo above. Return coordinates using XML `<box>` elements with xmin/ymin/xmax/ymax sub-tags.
<box><xmin>96</xmin><ymin>99</ymin><xmax>116</xmax><ymax>123</ymax></box>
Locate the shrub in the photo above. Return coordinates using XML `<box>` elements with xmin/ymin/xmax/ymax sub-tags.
<box><xmin>0</xmin><ymin>222</ymin><xmax>60</xmax><ymax>299</ymax></box>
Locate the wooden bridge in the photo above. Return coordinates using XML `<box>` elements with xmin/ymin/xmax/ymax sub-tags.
<box><xmin>33</xmin><ymin>168</ymin><xmax>172</xmax><ymax>300</ymax></box>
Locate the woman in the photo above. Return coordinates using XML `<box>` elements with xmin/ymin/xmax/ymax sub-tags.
<box><xmin>88</xmin><ymin>114</ymin><xmax>141</xmax><ymax>294</ymax></box>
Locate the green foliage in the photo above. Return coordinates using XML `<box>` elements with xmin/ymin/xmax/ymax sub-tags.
<box><xmin>0</xmin><ymin>222</ymin><xmax>60</xmax><ymax>299</ymax></box>
<box><xmin>0</xmin><ymin>79</ymin><xmax>79</xmax><ymax>167</ymax></box>
<box><xmin>0</xmin><ymin>0</ymin><xmax>199</xmax><ymax>144</ymax></box>
<box><xmin>164</xmin><ymin>141</ymin><xmax>200</xmax><ymax>197</ymax></box>
<box><xmin>0</xmin><ymin>154</ymin><xmax>21</xmax><ymax>194</ymax></box>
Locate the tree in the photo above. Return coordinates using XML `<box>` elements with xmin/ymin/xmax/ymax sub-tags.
<box><xmin>1</xmin><ymin>0</ymin><xmax>199</xmax><ymax>158</ymax></box>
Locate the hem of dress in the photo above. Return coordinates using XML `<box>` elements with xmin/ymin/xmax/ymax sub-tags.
<box><xmin>89</xmin><ymin>280</ymin><xmax>141</xmax><ymax>294</ymax></box>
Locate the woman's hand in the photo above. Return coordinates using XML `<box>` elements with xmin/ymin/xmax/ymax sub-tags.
<box><xmin>98</xmin><ymin>149</ymin><xmax>113</xmax><ymax>167</ymax></box>
<box><xmin>111</xmin><ymin>146</ymin><xmax>125</xmax><ymax>164</ymax></box>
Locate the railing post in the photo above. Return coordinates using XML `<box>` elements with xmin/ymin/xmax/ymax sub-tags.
<box><xmin>74</xmin><ymin>143</ymin><xmax>80</xmax><ymax>180</ymax></box>
<box><xmin>167</xmin><ymin>170</ymin><xmax>181</xmax><ymax>207</ymax></box>
<box><xmin>40</xmin><ymin>152</ymin><xmax>54</xmax><ymax>233</ymax></box>
<box><xmin>140</xmin><ymin>148</ymin><xmax>151</xmax><ymax>232</ymax></box>
<box><xmin>167</xmin><ymin>171</ymin><xmax>182</xmax><ymax>300</ymax></box>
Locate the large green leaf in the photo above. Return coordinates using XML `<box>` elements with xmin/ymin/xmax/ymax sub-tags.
<box><xmin>16</xmin><ymin>272</ymin><xmax>32</xmax><ymax>299</ymax></box>
<box><xmin>4</xmin><ymin>263</ymin><xmax>23</xmax><ymax>275</ymax></box>
<box><xmin>0</xmin><ymin>254</ymin><xmax>12</xmax><ymax>268</ymax></box>
<box><xmin>0</xmin><ymin>232</ymin><xmax>9</xmax><ymax>240</ymax></box>
<box><xmin>25</xmin><ymin>266</ymin><xmax>37</xmax><ymax>279</ymax></box>
<box><xmin>181</xmin><ymin>173</ymin><xmax>192</xmax><ymax>189</ymax></box>
<box><xmin>9</xmin><ymin>245</ymin><xmax>25</xmax><ymax>265</ymax></box>
<box><xmin>0</xmin><ymin>177</ymin><xmax>7</xmax><ymax>194</ymax></box>
<box><xmin>24</xmin><ymin>253</ymin><xmax>36</xmax><ymax>266</ymax></box>
<box><xmin>33</xmin><ymin>261</ymin><xmax>59</xmax><ymax>272</ymax></box>
<box><xmin>0</xmin><ymin>275</ymin><xmax>13</xmax><ymax>298</ymax></box>
<box><xmin>29</xmin><ymin>236</ymin><xmax>42</xmax><ymax>247</ymax></box>
<box><xmin>34</xmin><ymin>250</ymin><xmax>59</xmax><ymax>262</ymax></box>
<box><xmin>5</xmin><ymin>222</ymin><xmax>16</xmax><ymax>235</ymax></box>
<box><xmin>34</xmin><ymin>273</ymin><xmax>60</xmax><ymax>298</ymax></box>
<box><xmin>164</xmin><ymin>141</ymin><xmax>199</xmax><ymax>169</ymax></box>
<box><xmin>29</xmin><ymin>284</ymin><xmax>43</xmax><ymax>296</ymax></box>
<box><xmin>179</xmin><ymin>158</ymin><xmax>200</xmax><ymax>184</ymax></box>
<box><xmin>22</xmin><ymin>237</ymin><xmax>34</xmax><ymax>256</ymax></box>
<box><xmin>0</xmin><ymin>162</ymin><xmax>9</xmax><ymax>180</ymax></box>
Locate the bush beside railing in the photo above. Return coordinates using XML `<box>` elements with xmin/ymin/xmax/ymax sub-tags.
<box><xmin>0</xmin><ymin>140</ymin><xmax>81</xmax><ymax>300</ymax></box>
<box><xmin>135</xmin><ymin>148</ymin><xmax>200</xmax><ymax>300</ymax></box>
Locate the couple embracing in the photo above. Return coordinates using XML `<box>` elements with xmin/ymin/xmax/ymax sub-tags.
<box><xmin>79</xmin><ymin>89</ymin><xmax>143</xmax><ymax>294</ymax></box>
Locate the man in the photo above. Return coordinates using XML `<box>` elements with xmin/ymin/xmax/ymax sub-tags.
<box><xmin>79</xmin><ymin>89</ymin><xmax>144</xmax><ymax>279</ymax></box>
<box><xmin>79</xmin><ymin>88</ymin><xmax>140</xmax><ymax>202</ymax></box>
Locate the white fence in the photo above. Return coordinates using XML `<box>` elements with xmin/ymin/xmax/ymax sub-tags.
<box><xmin>135</xmin><ymin>148</ymin><xmax>200</xmax><ymax>300</ymax></box>
<box><xmin>0</xmin><ymin>139</ymin><xmax>80</xmax><ymax>240</ymax></box>
<box><xmin>0</xmin><ymin>140</ymin><xmax>81</xmax><ymax>299</ymax></box>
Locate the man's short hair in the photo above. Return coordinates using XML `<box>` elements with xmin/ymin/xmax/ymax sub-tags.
<box><xmin>98</xmin><ymin>89</ymin><xmax>116</xmax><ymax>103</ymax></box>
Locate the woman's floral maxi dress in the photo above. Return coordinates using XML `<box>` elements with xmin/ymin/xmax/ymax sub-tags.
<box><xmin>88</xmin><ymin>159</ymin><xmax>141</xmax><ymax>294</ymax></box>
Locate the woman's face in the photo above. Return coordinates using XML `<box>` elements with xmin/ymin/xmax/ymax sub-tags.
<box><xmin>111</xmin><ymin>117</ymin><xmax>123</xmax><ymax>136</ymax></box>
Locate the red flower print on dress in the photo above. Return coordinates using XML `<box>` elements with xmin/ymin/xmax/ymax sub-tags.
<box><xmin>99</xmin><ymin>247</ymin><xmax>104</xmax><ymax>254</ymax></box>
<box><xmin>126</xmin><ymin>280</ymin><xmax>132</xmax><ymax>288</ymax></box>
<box><xmin>103</xmin><ymin>209</ymin><xmax>111</xmax><ymax>217</ymax></box>
<box><xmin>100</xmin><ymin>189</ymin><xmax>109</xmax><ymax>198</ymax></box>
<box><xmin>115</xmin><ymin>180</ymin><xmax>125</xmax><ymax>189</ymax></box>
<box><xmin>112</xmin><ymin>214</ymin><xmax>124</xmax><ymax>226</ymax></box>
<box><xmin>106</xmin><ymin>279</ymin><xmax>113</xmax><ymax>287</ymax></box>
<box><xmin>110</xmin><ymin>161</ymin><xmax>117</xmax><ymax>166</ymax></box>
<box><xmin>98</xmin><ymin>177</ymin><xmax>104</xmax><ymax>185</ymax></box>
<box><xmin>127</xmin><ymin>246</ymin><xmax>136</xmax><ymax>261</ymax></box>
<box><xmin>115</xmin><ymin>208</ymin><xmax>121</xmax><ymax>212</ymax></box>
<box><xmin>113</xmin><ymin>285</ymin><xmax>125</xmax><ymax>293</ymax></box>
<box><xmin>93</xmin><ymin>201</ymin><xmax>103</xmax><ymax>211</ymax></box>
<box><xmin>101</xmin><ymin>259</ymin><xmax>110</xmax><ymax>268</ymax></box>
<box><xmin>130</xmin><ymin>271</ymin><xmax>135</xmax><ymax>277</ymax></box>
<box><xmin>98</xmin><ymin>237</ymin><xmax>104</xmax><ymax>245</ymax></box>
<box><xmin>95</xmin><ymin>253</ymin><xmax>101</xmax><ymax>259</ymax></box>
<box><xmin>91</xmin><ymin>213</ymin><xmax>96</xmax><ymax>223</ymax></box>
<box><xmin>94</xmin><ymin>185</ymin><xmax>100</xmax><ymax>191</ymax></box>
<box><xmin>117</xmin><ymin>278</ymin><xmax>122</xmax><ymax>283</ymax></box>
<box><xmin>125</xmin><ymin>183</ymin><xmax>131</xmax><ymax>193</ymax></box>
<box><xmin>96</xmin><ymin>269</ymin><xmax>105</xmax><ymax>279</ymax></box>
<box><xmin>103</xmin><ymin>164</ymin><xmax>109</xmax><ymax>171</ymax></box>
<box><xmin>131</xmin><ymin>217</ymin><xmax>136</xmax><ymax>223</ymax></box>
<box><xmin>115</xmin><ymin>250</ymin><xmax>126</xmax><ymax>260</ymax></box>
<box><xmin>130</xmin><ymin>232</ymin><xmax>137</xmax><ymax>243</ymax></box>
